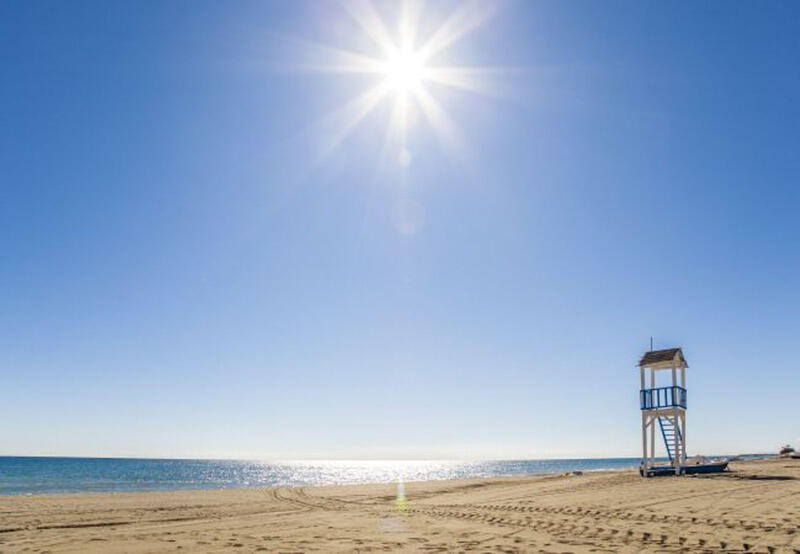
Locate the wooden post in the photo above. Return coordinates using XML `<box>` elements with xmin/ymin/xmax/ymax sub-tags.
<box><xmin>681</xmin><ymin>411</ymin><xmax>687</xmax><ymax>463</ymax></box>
<box><xmin>671</xmin><ymin>363</ymin><xmax>679</xmax><ymax>473</ymax></box>
<box><xmin>648</xmin><ymin>367</ymin><xmax>654</xmax><ymax>461</ymax></box>
<box><xmin>642</xmin><ymin>413</ymin><xmax>648</xmax><ymax>474</ymax></box>
<box><xmin>680</xmin><ymin>366</ymin><xmax>687</xmax><ymax>465</ymax></box>
<box><xmin>640</xmin><ymin>366</ymin><xmax>647</xmax><ymax>474</ymax></box>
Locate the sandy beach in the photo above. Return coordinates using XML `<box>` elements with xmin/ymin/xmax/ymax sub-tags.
<box><xmin>1</xmin><ymin>459</ymin><xmax>798</xmax><ymax>553</ymax></box>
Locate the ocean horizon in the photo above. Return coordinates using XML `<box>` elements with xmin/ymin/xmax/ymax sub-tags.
<box><xmin>1</xmin><ymin>455</ymin><xmax>772</xmax><ymax>496</ymax></box>
<box><xmin>0</xmin><ymin>456</ymin><xmax>655</xmax><ymax>495</ymax></box>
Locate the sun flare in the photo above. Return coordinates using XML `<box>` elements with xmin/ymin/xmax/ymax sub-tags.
<box><xmin>294</xmin><ymin>0</ymin><xmax>499</xmax><ymax>167</ymax></box>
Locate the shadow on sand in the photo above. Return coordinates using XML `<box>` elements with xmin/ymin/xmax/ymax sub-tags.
<box><xmin>699</xmin><ymin>472</ymin><xmax>796</xmax><ymax>481</ymax></box>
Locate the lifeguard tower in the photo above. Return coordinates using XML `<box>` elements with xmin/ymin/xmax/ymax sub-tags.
<box><xmin>639</xmin><ymin>348</ymin><xmax>687</xmax><ymax>477</ymax></box>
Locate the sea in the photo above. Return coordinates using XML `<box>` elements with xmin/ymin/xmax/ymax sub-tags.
<box><xmin>2</xmin><ymin>455</ymin><xmax>769</xmax><ymax>495</ymax></box>
<box><xmin>0</xmin><ymin>457</ymin><xmax>647</xmax><ymax>495</ymax></box>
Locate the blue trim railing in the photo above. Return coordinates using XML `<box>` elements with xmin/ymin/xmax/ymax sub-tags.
<box><xmin>640</xmin><ymin>386</ymin><xmax>687</xmax><ymax>410</ymax></box>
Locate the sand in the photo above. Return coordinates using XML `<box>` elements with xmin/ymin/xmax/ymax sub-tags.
<box><xmin>1</xmin><ymin>458</ymin><xmax>798</xmax><ymax>553</ymax></box>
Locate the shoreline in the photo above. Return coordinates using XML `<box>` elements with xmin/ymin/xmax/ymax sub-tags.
<box><xmin>0</xmin><ymin>456</ymin><xmax>650</xmax><ymax>497</ymax></box>
<box><xmin>0</xmin><ymin>464</ymin><xmax>638</xmax><ymax>499</ymax></box>
<box><xmin>0</xmin><ymin>454</ymin><xmax>768</xmax><ymax>498</ymax></box>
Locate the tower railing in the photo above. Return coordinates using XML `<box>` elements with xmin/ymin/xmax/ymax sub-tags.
<box><xmin>639</xmin><ymin>385</ymin><xmax>687</xmax><ymax>410</ymax></box>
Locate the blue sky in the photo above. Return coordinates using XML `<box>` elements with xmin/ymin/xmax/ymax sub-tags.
<box><xmin>2</xmin><ymin>1</ymin><xmax>798</xmax><ymax>459</ymax></box>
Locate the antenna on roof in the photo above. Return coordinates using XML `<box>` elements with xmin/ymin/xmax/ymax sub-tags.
<box><xmin>650</xmin><ymin>336</ymin><xmax>654</xmax><ymax>351</ymax></box>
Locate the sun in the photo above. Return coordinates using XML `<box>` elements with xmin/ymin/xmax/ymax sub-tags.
<box><xmin>382</xmin><ymin>46</ymin><xmax>426</xmax><ymax>93</ymax></box>
<box><xmin>292</xmin><ymin>0</ymin><xmax>499</xmax><ymax>167</ymax></box>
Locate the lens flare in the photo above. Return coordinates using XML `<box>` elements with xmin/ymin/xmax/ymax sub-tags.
<box><xmin>395</xmin><ymin>476</ymin><xmax>408</xmax><ymax>512</ymax></box>
<box><xmin>288</xmin><ymin>0</ymin><xmax>500</xmax><ymax>168</ymax></box>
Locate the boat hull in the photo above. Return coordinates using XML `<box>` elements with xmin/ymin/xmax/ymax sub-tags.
<box><xmin>641</xmin><ymin>462</ymin><xmax>729</xmax><ymax>477</ymax></box>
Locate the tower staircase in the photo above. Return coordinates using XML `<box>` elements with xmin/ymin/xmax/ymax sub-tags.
<box><xmin>657</xmin><ymin>416</ymin><xmax>683</xmax><ymax>462</ymax></box>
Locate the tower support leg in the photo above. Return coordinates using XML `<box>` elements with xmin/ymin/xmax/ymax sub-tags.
<box><xmin>641</xmin><ymin>412</ymin><xmax>648</xmax><ymax>477</ymax></box>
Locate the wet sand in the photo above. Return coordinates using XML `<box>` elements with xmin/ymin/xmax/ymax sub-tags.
<box><xmin>1</xmin><ymin>458</ymin><xmax>798</xmax><ymax>553</ymax></box>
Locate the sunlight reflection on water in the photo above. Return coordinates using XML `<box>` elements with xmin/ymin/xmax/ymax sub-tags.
<box><xmin>0</xmin><ymin>457</ymin><xmax>649</xmax><ymax>495</ymax></box>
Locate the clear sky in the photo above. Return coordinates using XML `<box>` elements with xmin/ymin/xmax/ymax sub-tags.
<box><xmin>2</xmin><ymin>1</ymin><xmax>799</xmax><ymax>460</ymax></box>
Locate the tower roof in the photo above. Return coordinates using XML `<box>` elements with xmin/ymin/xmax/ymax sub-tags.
<box><xmin>638</xmin><ymin>347</ymin><xmax>688</xmax><ymax>367</ymax></box>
